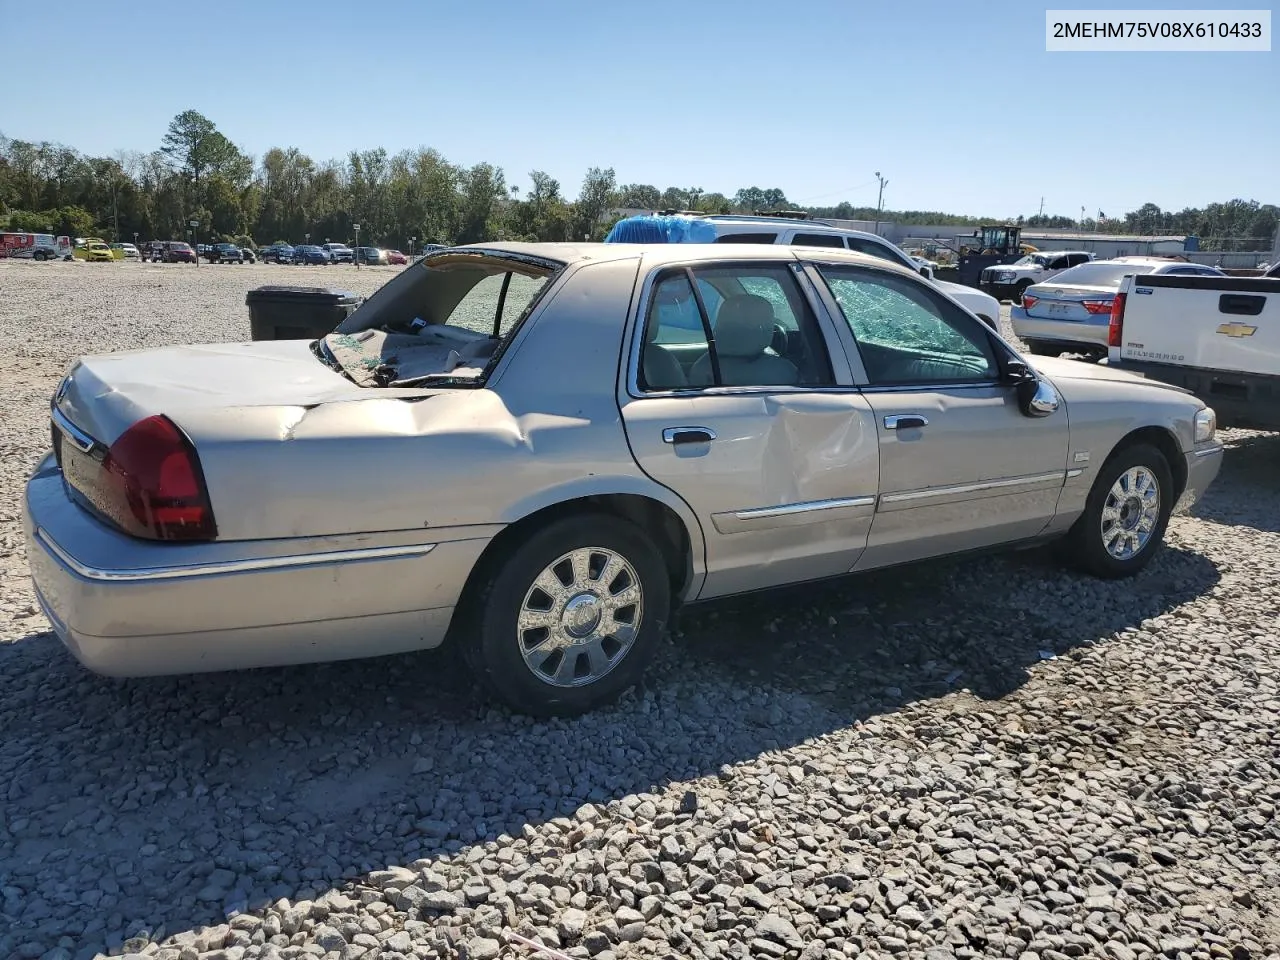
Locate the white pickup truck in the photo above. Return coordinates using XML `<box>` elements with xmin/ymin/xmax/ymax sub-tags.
<box><xmin>1105</xmin><ymin>271</ymin><xmax>1280</xmax><ymax>430</ymax></box>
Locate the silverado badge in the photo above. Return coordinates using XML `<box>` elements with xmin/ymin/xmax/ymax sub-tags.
<box><xmin>1216</xmin><ymin>322</ymin><xmax>1258</xmax><ymax>338</ymax></box>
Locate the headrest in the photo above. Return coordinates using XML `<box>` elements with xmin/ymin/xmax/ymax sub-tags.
<box><xmin>713</xmin><ymin>295</ymin><xmax>776</xmax><ymax>358</ymax></box>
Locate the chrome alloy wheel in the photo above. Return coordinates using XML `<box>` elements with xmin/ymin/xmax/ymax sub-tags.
<box><xmin>1100</xmin><ymin>465</ymin><xmax>1161</xmax><ymax>560</ymax></box>
<box><xmin>517</xmin><ymin>547</ymin><xmax>643</xmax><ymax>688</ymax></box>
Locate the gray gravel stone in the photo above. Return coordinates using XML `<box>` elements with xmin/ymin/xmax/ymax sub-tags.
<box><xmin>0</xmin><ymin>277</ymin><xmax>1277</xmax><ymax>960</ymax></box>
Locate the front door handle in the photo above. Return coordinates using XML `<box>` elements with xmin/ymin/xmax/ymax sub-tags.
<box><xmin>884</xmin><ymin>415</ymin><xmax>929</xmax><ymax>430</ymax></box>
<box><xmin>663</xmin><ymin>426</ymin><xmax>717</xmax><ymax>445</ymax></box>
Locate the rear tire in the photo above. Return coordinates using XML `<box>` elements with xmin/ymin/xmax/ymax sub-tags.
<box><xmin>461</xmin><ymin>514</ymin><xmax>670</xmax><ymax>717</ymax></box>
<box><xmin>1060</xmin><ymin>443</ymin><xmax>1173</xmax><ymax>579</ymax></box>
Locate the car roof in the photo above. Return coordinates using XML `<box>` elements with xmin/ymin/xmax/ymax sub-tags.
<box><xmin>449</xmin><ymin>240</ymin><xmax>920</xmax><ymax>278</ymax></box>
<box><xmin>698</xmin><ymin>215</ymin><xmax>891</xmax><ymax>242</ymax></box>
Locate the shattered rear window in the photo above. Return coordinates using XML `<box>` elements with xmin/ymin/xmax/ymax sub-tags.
<box><xmin>319</xmin><ymin>252</ymin><xmax>560</xmax><ymax>389</ymax></box>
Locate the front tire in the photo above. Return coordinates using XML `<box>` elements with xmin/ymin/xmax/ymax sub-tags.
<box><xmin>462</xmin><ymin>514</ymin><xmax>670</xmax><ymax>717</ymax></box>
<box><xmin>1060</xmin><ymin>443</ymin><xmax>1173</xmax><ymax>579</ymax></box>
<box><xmin>1015</xmin><ymin>280</ymin><xmax>1032</xmax><ymax>303</ymax></box>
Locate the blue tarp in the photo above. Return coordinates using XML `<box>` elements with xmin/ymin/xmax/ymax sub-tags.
<box><xmin>603</xmin><ymin>215</ymin><xmax>718</xmax><ymax>244</ymax></box>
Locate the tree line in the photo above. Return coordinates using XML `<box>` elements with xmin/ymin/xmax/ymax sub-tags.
<box><xmin>0</xmin><ymin>110</ymin><xmax>1274</xmax><ymax>251</ymax></box>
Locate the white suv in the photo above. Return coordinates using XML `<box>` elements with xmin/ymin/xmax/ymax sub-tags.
<box><xmin>980</xmin><ymin>251</ymin><xmax>1095</xmax><ymax>303</ymax></box>
<box><xmin>606</xmin><ymin>214</ymin><xmax>1002</xmax><ymax>330</ymax></box>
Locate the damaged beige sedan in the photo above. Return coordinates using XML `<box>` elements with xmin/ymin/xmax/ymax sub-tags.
<box><xmin>24</xmin><ymin>243</ymin><xmax>1223</xmax><ymax>715</ymax></box>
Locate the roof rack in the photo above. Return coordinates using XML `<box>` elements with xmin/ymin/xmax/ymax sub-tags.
<box><xmin>702</xmin><ymin>213</ymin><xmax>820</xmax><ymax>225</ymax></box>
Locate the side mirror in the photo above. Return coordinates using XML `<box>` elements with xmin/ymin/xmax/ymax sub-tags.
<box><xmin>1005</xmin><ymin>359</ymin><xmax>1060</xmax><ymax>418</ymax></box>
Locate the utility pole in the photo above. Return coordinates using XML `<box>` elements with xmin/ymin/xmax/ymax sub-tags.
<box><xmin>1038</xmin><ymin>197</ymin><xmax>1044</xmax><ymax>218</ymax></box>
<box><xmin>873</xmin><ymin>171</ymin><xmax>889</xmax><ymax>237</ymax></box>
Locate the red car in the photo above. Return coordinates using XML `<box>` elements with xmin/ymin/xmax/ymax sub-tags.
<box><xmin>384</xmin><ymin>249</ymin><xmax>408</xmax><ymax>265</ymax></box>
<box><xmin>149</xmin><ymin>241</ymin><xmax>197</xmax><ymax>264</ymax></box>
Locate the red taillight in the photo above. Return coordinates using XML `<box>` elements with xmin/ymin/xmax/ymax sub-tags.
<box><xmin>1082</xmin><ymin>298</ymin><xmax>1115</xmax><ymax>315</ymax></box>
<box><xmin>101</xmin><ymin>415</ymin><xmax>217</xmax><ymax>541</ymax></box>
<box><xmin>1021</xmin><ymin>294</ymin><xmax>1038</xmax><ymax>310</ymax></box>
<box><xmin>1107</xmin><ymin>292</ymin><xmax>1127</xmax><ymax>348</ymax></box>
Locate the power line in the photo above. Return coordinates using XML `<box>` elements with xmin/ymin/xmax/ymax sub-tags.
<box><xmin>793</xmin><ymin>180</ymin><xmax>879</xmax><ymax>204</ymax></box>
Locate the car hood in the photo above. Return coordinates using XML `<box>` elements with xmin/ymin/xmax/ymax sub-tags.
<box><xmin>937</xmin><ymin>279</ymin><xmax>993</xmax><ymax>300</ymax></box>
<box><xmin>1029</xmin><ymin>355</ymin><xmax>1193</xmax><ymax>396</ymax></box>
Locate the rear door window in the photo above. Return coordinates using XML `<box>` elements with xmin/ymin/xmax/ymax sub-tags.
<box><xmin>792</xmin><ymin>233</ymin><xmax>845</xmax><ymax>248</ymax></box>
<box><xmin>639</xmin><ymin>264</ymin><xmax>834</xmax><ymax>390</ymax></box>
<box><xmin>714</xmin><ymin>232</ymin><xmax>778</xmax><ymax>244</ymax></box>
<box><xmin>845</xmin><ymin>236</ymin><xmax>912</xmax><ymax>269</ymax></box>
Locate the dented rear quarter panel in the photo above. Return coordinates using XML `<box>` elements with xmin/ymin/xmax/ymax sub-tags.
<box><xmin>177</xmin><ymin>257</ymin><xmax>705</xmax><ymax>564</ymax></box>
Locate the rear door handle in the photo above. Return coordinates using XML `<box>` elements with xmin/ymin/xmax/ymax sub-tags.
<box><xmin>884</xmin><ymin>415</ymin><xmax>929</xmax><ymax>430</ymax></box>
<box><xmin>663</xmin><ymin>426</ymin><xmax>717</xmax><ymax>445</ymax></box>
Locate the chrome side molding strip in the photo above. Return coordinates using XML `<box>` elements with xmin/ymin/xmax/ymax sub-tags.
<box><xmin>881</xmin><ymin>471</ymin><xmax>1066</xmax><ymax>505</ymax></box>
<box><xmin>734</xmin><ymin>496</ymin><xmax>877</xmax><ymax>521</ymax></box>
<box><xmin>34</xmin><ymin>528</ymin><xmax>436</xmax><ymax>582</ymax></box>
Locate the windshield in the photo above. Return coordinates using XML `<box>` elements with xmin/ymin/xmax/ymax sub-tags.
<box><xmin>317</xmin><ymin>252</ymin><xmax>559</xmax><ymax>389</ymax></box>
<box><xmin>1046</xmin><ymin>262</ymin><xmax>1159</xmax><ymax>288</ymax></box>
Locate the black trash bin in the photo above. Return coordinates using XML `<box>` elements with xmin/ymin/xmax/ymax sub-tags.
<box><xmin>245</xmin><ymin>285</ymin><xmax>363</xmax><ymax>341</ymax></box>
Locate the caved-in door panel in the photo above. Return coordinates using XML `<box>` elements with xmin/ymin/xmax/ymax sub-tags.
<box><xmin>621</xmin><ymin>392</ymin><xmax>880</xmax><ymax>598</ymax></box>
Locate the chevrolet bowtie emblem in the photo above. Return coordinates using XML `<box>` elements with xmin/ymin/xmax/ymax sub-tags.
<box><xmin>1216</xmin><ymin>322</ymin><xmax>1258</xmax><ymax>338</ymax></box>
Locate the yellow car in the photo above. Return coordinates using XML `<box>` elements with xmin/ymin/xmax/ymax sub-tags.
<box><xmin>74</xmin><ymin>238</ymin><xmax>115</xmax><ymax>262</ymax></box>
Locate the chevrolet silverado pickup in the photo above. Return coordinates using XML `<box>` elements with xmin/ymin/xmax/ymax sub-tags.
<box><xmin>1106</xmin><ymin>272</ymin><xmax>1280</xmax><ymax>430</ymax></box>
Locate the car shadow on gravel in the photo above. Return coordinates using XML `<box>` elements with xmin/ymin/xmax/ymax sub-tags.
<box><xmin>0</xmin><ymin>544</ymin><xmax>1219</xmax><ymax>953</ymax></box>
<box><xmin>1189</xmin><ymin>430</ymin><xmax>1280</xmax><ymax>534</ymax></box>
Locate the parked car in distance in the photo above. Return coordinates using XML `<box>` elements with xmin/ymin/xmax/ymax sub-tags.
<box><xmin>321</xmin><ymin>242</ymin><xmax>354</xmax><ymax>264</ymax></box>
<box><xmin>241</xmin><ymin>247</ymin><xmax>257</xmax><ymax>264</ymax></box>
<box><xmin>1012</xmin><ymin>258</ymin><xmax>1227</xmax><ymax>358</ymax></box>
<box><xmin>110</xmin><ymin>243</ymin><xmax>142</xmax><ymax>261</ymax></box>
<box><xmin>293</xmin><ymin>244</ymin><xmax>332</xmax><ymax>265</ymax></box>
<box><xmin>981</xmin><ymin>251</ymin><xmax>1096</xmax><ymax>302</ymax></box>
<box><xmin>25</xmin><ymin>241</ymin><xmax>1223</xmax><ymax>717</ymax></box>
<box><xmin>206</xmin><ymin>242</ymin><xmax>244</xmax><ymax>264</ymax></box>
<box><xmin>605</xmin><ymin>213</ymin><xmax>1003</xmax><ymax>331</ymax></box>
<box><xmin>149</xmin><ymin>241</ymin><xmax>197</xmax><ymax>263</ymax></box>
<box><xmin>411</xmin><ymin>243</ymin><xmax>449</xmax><ymax>263</ymax></box>
<box><xmin>355</xmin><ymin>246</ymin><xmax>386</xmax><ymax>265</ymax></box>
<box><xmin>74</xmin><ymin>238</ymin><xmax>116</xmax><ymax>262</ymax></box>
<box><xmin>384</xmin><ymin>249</ymin><xmax>408</xmax><ymax>265</ymax></box>
<box><xmin>260</xmin><ymin>243</ymin><xmax>295</xmax><ymax>264</ymax></box>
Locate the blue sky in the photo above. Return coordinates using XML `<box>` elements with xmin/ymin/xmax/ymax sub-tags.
<box><xmin>3</xmin><ymin>0</ymin><xmax>1275</xmax><ymax>219</ymax></box>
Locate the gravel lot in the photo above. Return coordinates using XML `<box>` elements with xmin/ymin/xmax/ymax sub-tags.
<box><xmin>1</xmin><ymin>259</ymin><xmax>1277</xmax><ymax>960</ymax></box>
